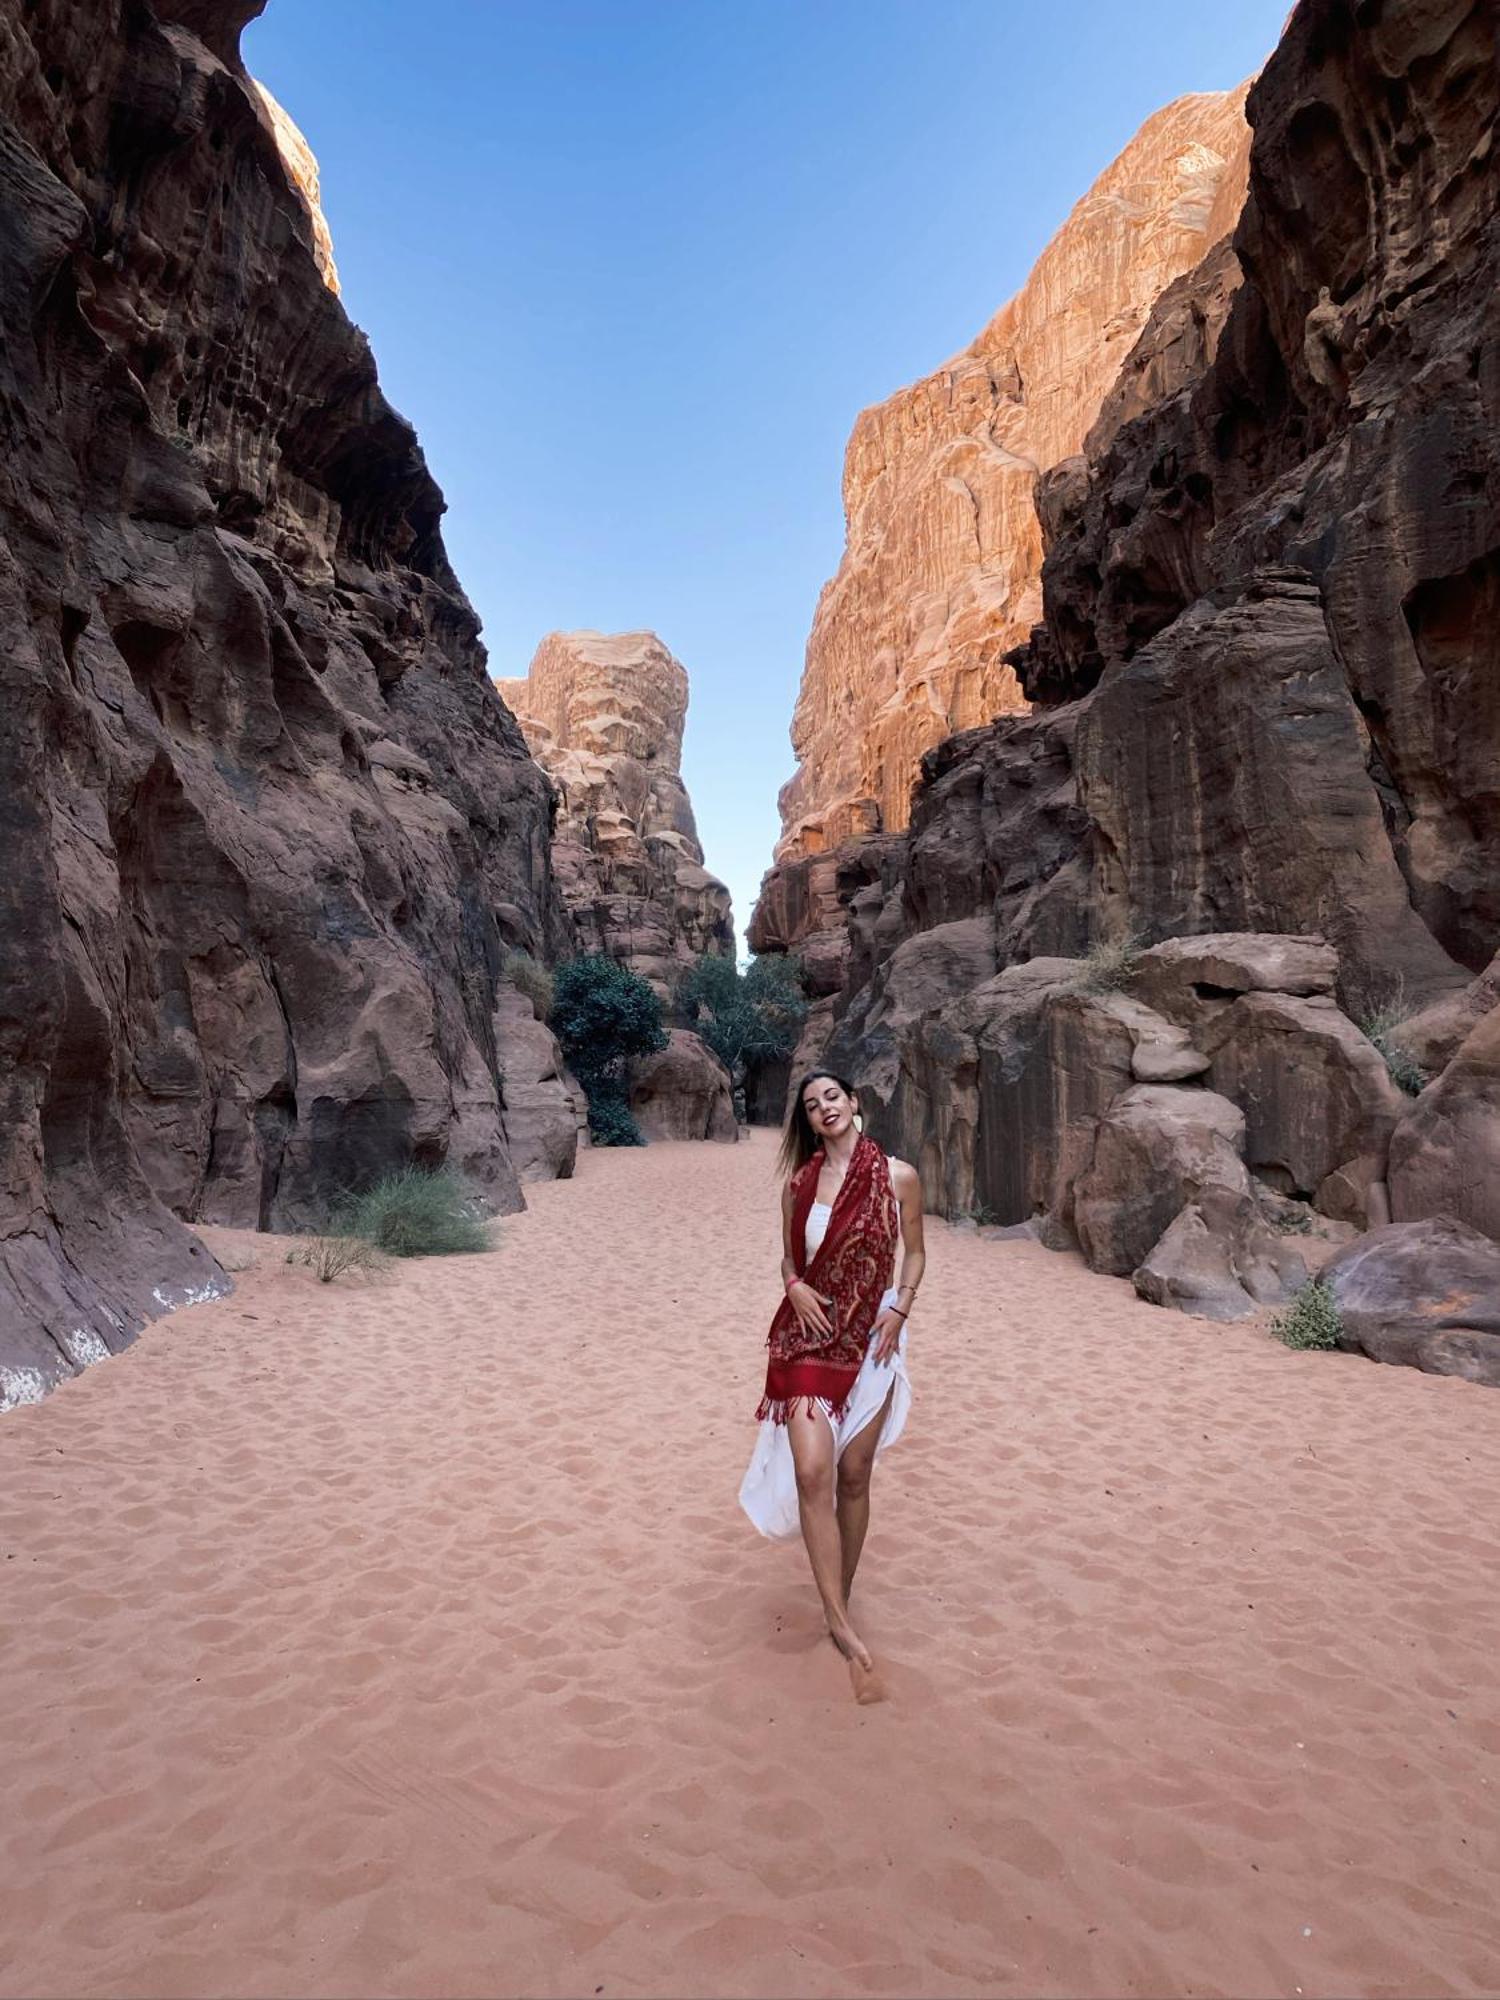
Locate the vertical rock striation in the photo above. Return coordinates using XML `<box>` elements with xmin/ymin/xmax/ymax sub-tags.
<box><xmin>496</xmin><ymin>631</ymin><xmax>735</xmax><ymax>999</ymax></box>
<box><xmin>0</xmin><ymin>0</ymin><xmax>566</xmax><ymax>1399</ymax></box>
<box><xmin>772</xmin><ymin>84</ymin><xmax>1252</xmax><ymax>868</ymax></box>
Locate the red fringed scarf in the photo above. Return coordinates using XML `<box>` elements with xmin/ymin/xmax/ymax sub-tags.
<box><xmin>756</xmin><ymin>1134</ymin><xmax>900</xmax><ymax>1425</ymax></box>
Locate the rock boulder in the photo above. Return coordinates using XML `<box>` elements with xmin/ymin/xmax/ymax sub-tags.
<box><xmin>628</xmin><ymin>1032</ymin><xmax>738</xmax><ymax>1144</ymax></box>
<box><xmin>1134</xmin><ymin>1184</ymin><xmax>1312</xmax><ymax>1322</ymax></box>
<box><xmin>1323</xmin><ymin>1219</ymin><xmax>1500</xmax><ymax>1386</ymax></box>
<box><xmin>1072</xmin><ymin>1085</ymin><xmax>1248</xmax><ymax>1277</ymax></box>
<box><xmin>1200</xmin><ymin>992</ymin><xmax>1404</xmax><ymax>1199</ymax></box>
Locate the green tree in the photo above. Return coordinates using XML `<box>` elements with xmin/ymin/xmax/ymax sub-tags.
<box><xmin>677</xmin><ymin>951</ymin><xmax>808</xmax><ymax>1114</ymax></box>
<box><xmin>552</xmin><ymin>954</ymin><xmax>668</xmax><ymax>1146</ymax></box>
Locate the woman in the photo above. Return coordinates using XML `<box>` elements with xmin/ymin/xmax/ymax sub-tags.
<box><xmin>738</xmin><ymin>1070</ymin><xmax>926</xmax><ymax>1674</ymax></box>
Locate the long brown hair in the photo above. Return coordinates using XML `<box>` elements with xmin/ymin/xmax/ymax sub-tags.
<box><xmin>777</xmin><ymin>1068</ymin><xmax>859</xmax><ymax>1178</ymax></box>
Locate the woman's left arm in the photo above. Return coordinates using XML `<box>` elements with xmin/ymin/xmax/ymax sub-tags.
<box><xmin>873</xmin><ymin>1161</ymin><xmax>925</xmax><ymax>1363</ymax></box>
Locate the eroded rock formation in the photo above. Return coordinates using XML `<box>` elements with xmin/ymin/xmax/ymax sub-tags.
<box><xmin>0</xmin><ymin>0</ymin><xmax>566</xmax><ymax>1399</ymax></box>
<box><xmin>496</xmin><ymin>631</ymin><xmax>735</xmax><ymax>999</ymax></box>
<box><xmin>772</xmin><ymin>83</ymin><xmax>1251</xmax><ymax>867</ymax></box>
<box><xmin>753</xmin><ymin>0</ymin><xmax>1500</xmax><ymax>1373</ymax></box>
<box><xmin>251</xmin><ymin>79</ymin><xmax>340</xmax><ymax>294</ymax></box>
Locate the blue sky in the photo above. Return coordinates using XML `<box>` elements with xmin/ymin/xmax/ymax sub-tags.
<box><xmin>246</xmin><ymin>0</ymin><xmax>1286</xmax><ymax>949</ymax></box>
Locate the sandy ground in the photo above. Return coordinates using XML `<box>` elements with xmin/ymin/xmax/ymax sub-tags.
<box><xmin>1</xmin><ymin>1128</ymin><xmax>1498</xmax><ymax>2000</ymax></box>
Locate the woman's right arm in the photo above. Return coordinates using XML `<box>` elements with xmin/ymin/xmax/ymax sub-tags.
<box><xmin>781</xmin><ymin>1179</ymin><xmax>831</xmax><ymax>1336</ymax></box>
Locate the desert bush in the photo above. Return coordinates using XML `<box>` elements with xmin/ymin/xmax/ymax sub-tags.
<box><xmin>1077</xmin><ymin>933</ymin><xmax>1142</xmax><ymax>995</ymax></box>
<box><xmin>1269</xmin><ymin>1277</ymin><xmax>1344</xmax><ymax>1351</ymax></box>
<box><xmin>677</xmin><ymin>951</ymin><xmax>807</xmax><ymax>1113</ymax></box>
<box><xmin>502</xmin><ymin>948</ymin><xmax>554</xmax><ymax>1023</ymax></box>
<box><xmin>552</xmin><ymin>954</ymin><xmax>668</xmax><ymax>1145</ymax></box>
<box><xmin>1271</xmin><ymin>1204</ymin><xmax>1314</xmax><ymax>1235</ymax></box>
<box><xmin>584</xmin><ymin>1088</ymin><xmax>645</xmax><ymax>1148</ymax></box>
<box><xmin>290</xmin><ymin>1235</ymin><xmax>390</xmax><ymax>1284</ymax></box>
<box><xmin>339</xmin><ymin>1165</ymin><xmax>492</xmax><ymax>1257</ymax></box>
<box><xmin>1358</xmin><ymin>1001</ymin><xmax>1427</xmax><ymax>1097</ymax></box>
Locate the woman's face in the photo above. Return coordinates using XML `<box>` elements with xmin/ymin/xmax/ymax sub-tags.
<box><xmin>802</xmin><ymin>1076</ymin><xmax>857</xmax><ymax>1142</ymax></box>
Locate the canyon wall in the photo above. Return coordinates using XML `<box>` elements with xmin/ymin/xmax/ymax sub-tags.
<box><xmin>772</xmin><ymin>83</ymin><xmax>1252</xmax><ymax>871</ymax></box>
<box><xmin>753</xmin><ymin>0</ymin><xmax>1500</xmax><ymax>1360</ymax></box>
<box><xmin>496</xmin><ymin>630</ymin><xmax>735</xmax><ymax>998</ymax></box>
<box><xmin>0</xmin><ymin>0</ymin><xmax>568</xmax><ymax>1400</ymax></box>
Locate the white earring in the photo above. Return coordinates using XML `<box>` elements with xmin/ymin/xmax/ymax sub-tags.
<box><xmin>853</xmin><ymin>1111</ymin><xmax>865</xmax><ymax>1133</ymax></box>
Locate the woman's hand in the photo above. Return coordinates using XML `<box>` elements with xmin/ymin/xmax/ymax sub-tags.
<box><xmin>787</xmin><ymin>1280</ymin><xmax>833</xmax><ymax>1338</ymax></box>
<box><xmin>871</xmin><ymin>1308</ymin><xmax>905</xmax><ymax>1365</ymax></box>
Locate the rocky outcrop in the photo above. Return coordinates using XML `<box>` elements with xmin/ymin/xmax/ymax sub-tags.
<box><xmin>752</xmin><ymin>2</ymin><xmax>1499</xmax><ymax>1353</ymax></box>
<box><xmin>0</xmin><ymin>0</ymin><xmax>566</xmax><ymax>1400</ymax></box>
<box><xmin>818</xmin><ymin>939</ymin><xmax>1355</xmax><ymax>1320</ymax></box>
<box><xmin>496</xmin><ymin>631</ymin><xmax>734</xmax><ymax>1001</ymax></box>
<box><xmin>770</xmin><ymin>84</ymin><xmax>1251</xmax><ymax>868</ymax></box>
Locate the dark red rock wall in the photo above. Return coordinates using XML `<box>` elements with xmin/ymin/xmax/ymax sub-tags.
<box><xmin>0</xmin><ymin>0</ymin><xmax>564</xmax><ymax>1395</ymax></box>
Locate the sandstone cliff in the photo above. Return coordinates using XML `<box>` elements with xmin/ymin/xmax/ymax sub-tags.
<box><xmin>0</xmin><ymin>0</ymin><xmax>566</xmax><ymax>1400</ymax></box>
<box><xmin>496</xmin><ymin>631</ymin><xmax>735</xmax><ymax>998</ymax></box>
<box><xmin>753</xmin><ymin>0</ymin><xmax>1500</xmax><ymax>1375</ymax></box>
<box><xmin>251</xmin><ymin>79</ymin><xmax>340</xmax><ymax>294</ymax></box>
<box><xmin>773</xmin><ymin>83</ymin><xmax>1252</xmax><ymax>867</ymax></box>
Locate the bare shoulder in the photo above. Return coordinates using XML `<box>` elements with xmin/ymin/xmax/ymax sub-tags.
<box><xmin>887</xmin><ymin>1156</ymin><xmax>921</xmax><ymax>1203</ymax></box>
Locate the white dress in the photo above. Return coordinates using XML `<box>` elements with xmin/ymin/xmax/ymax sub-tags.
<box><xmin>738</xmin><ymin>1178</ymin><xmax>913</xmax><ymax>1541</ymax></box>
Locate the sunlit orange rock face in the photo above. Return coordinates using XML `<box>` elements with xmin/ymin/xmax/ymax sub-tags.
<box><xmin>251</xmin><ymin>80</ymin><xmax>340</xmax><ymax>293</ymax></box>
<box><xmin>775</xmin><ymin>84</ymin><xmax>1251</xmax><ymax>866</ymax></box>
<box><xmin>497</xmin><ymin>632</ymin><xmax>735</xmax><ymax>997</ymax></box>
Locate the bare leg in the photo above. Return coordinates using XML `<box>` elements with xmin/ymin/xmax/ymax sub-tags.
<box><xmin>836</xmin><ymin>1381</ymin><xmax>897</xmax><ymax>1603</ymax></box>
<box><xmin>786</xmin><ymin>1401</ymin><xmax>873</xmax><ymax>1671</ymax></box>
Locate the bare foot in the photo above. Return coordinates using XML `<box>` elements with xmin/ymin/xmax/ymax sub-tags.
<box><xmin>826</xmin><ymin>1615</ymin><xmax>874</xmax><ymax>1674</ymax></box>
<box><xmin>848</xmin><ymin>1656</ymin><xmax>888</xmax><ymax>1705</ymax></box>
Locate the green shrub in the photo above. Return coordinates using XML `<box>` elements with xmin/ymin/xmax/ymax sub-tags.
<box><xmin>1077</xmin><ymin>933</ymin><xmax>1142</xmax><ymax>994</ymax></box>
<box><xmin>552</xmin><ymin>954</ymin><xmax>668</xmax><ymax>1143</ymax></box>
<box><xmin>339</xmin><ymin>1165</ymin><xmax>492</xmax><ymax>1257</ymax></box>
<box><xmin>1270</xmin><ymin>1277</ymin><xmax>1344</xmax><ymax>1351</ymax></box>
<box><xmin>1358</xmin><ymin>1004</ymin><xmax>1427</xmax><ymax>1097</ymax></box>
<box><xmin>677</xmin><ymin>951</ymin><xmax>808</xmax><ymax>1110</ymax></box>
<box><xmin>585</xmin><ymin>1088</ymin><xmax>645</xmax><ymax>1148</ymax></box>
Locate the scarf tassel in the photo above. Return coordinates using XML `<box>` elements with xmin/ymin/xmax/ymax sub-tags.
<box><xmin>755</xmin><ymin>1389</ymin><xmax>856</xmax><ymax>1428</ymax></box>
